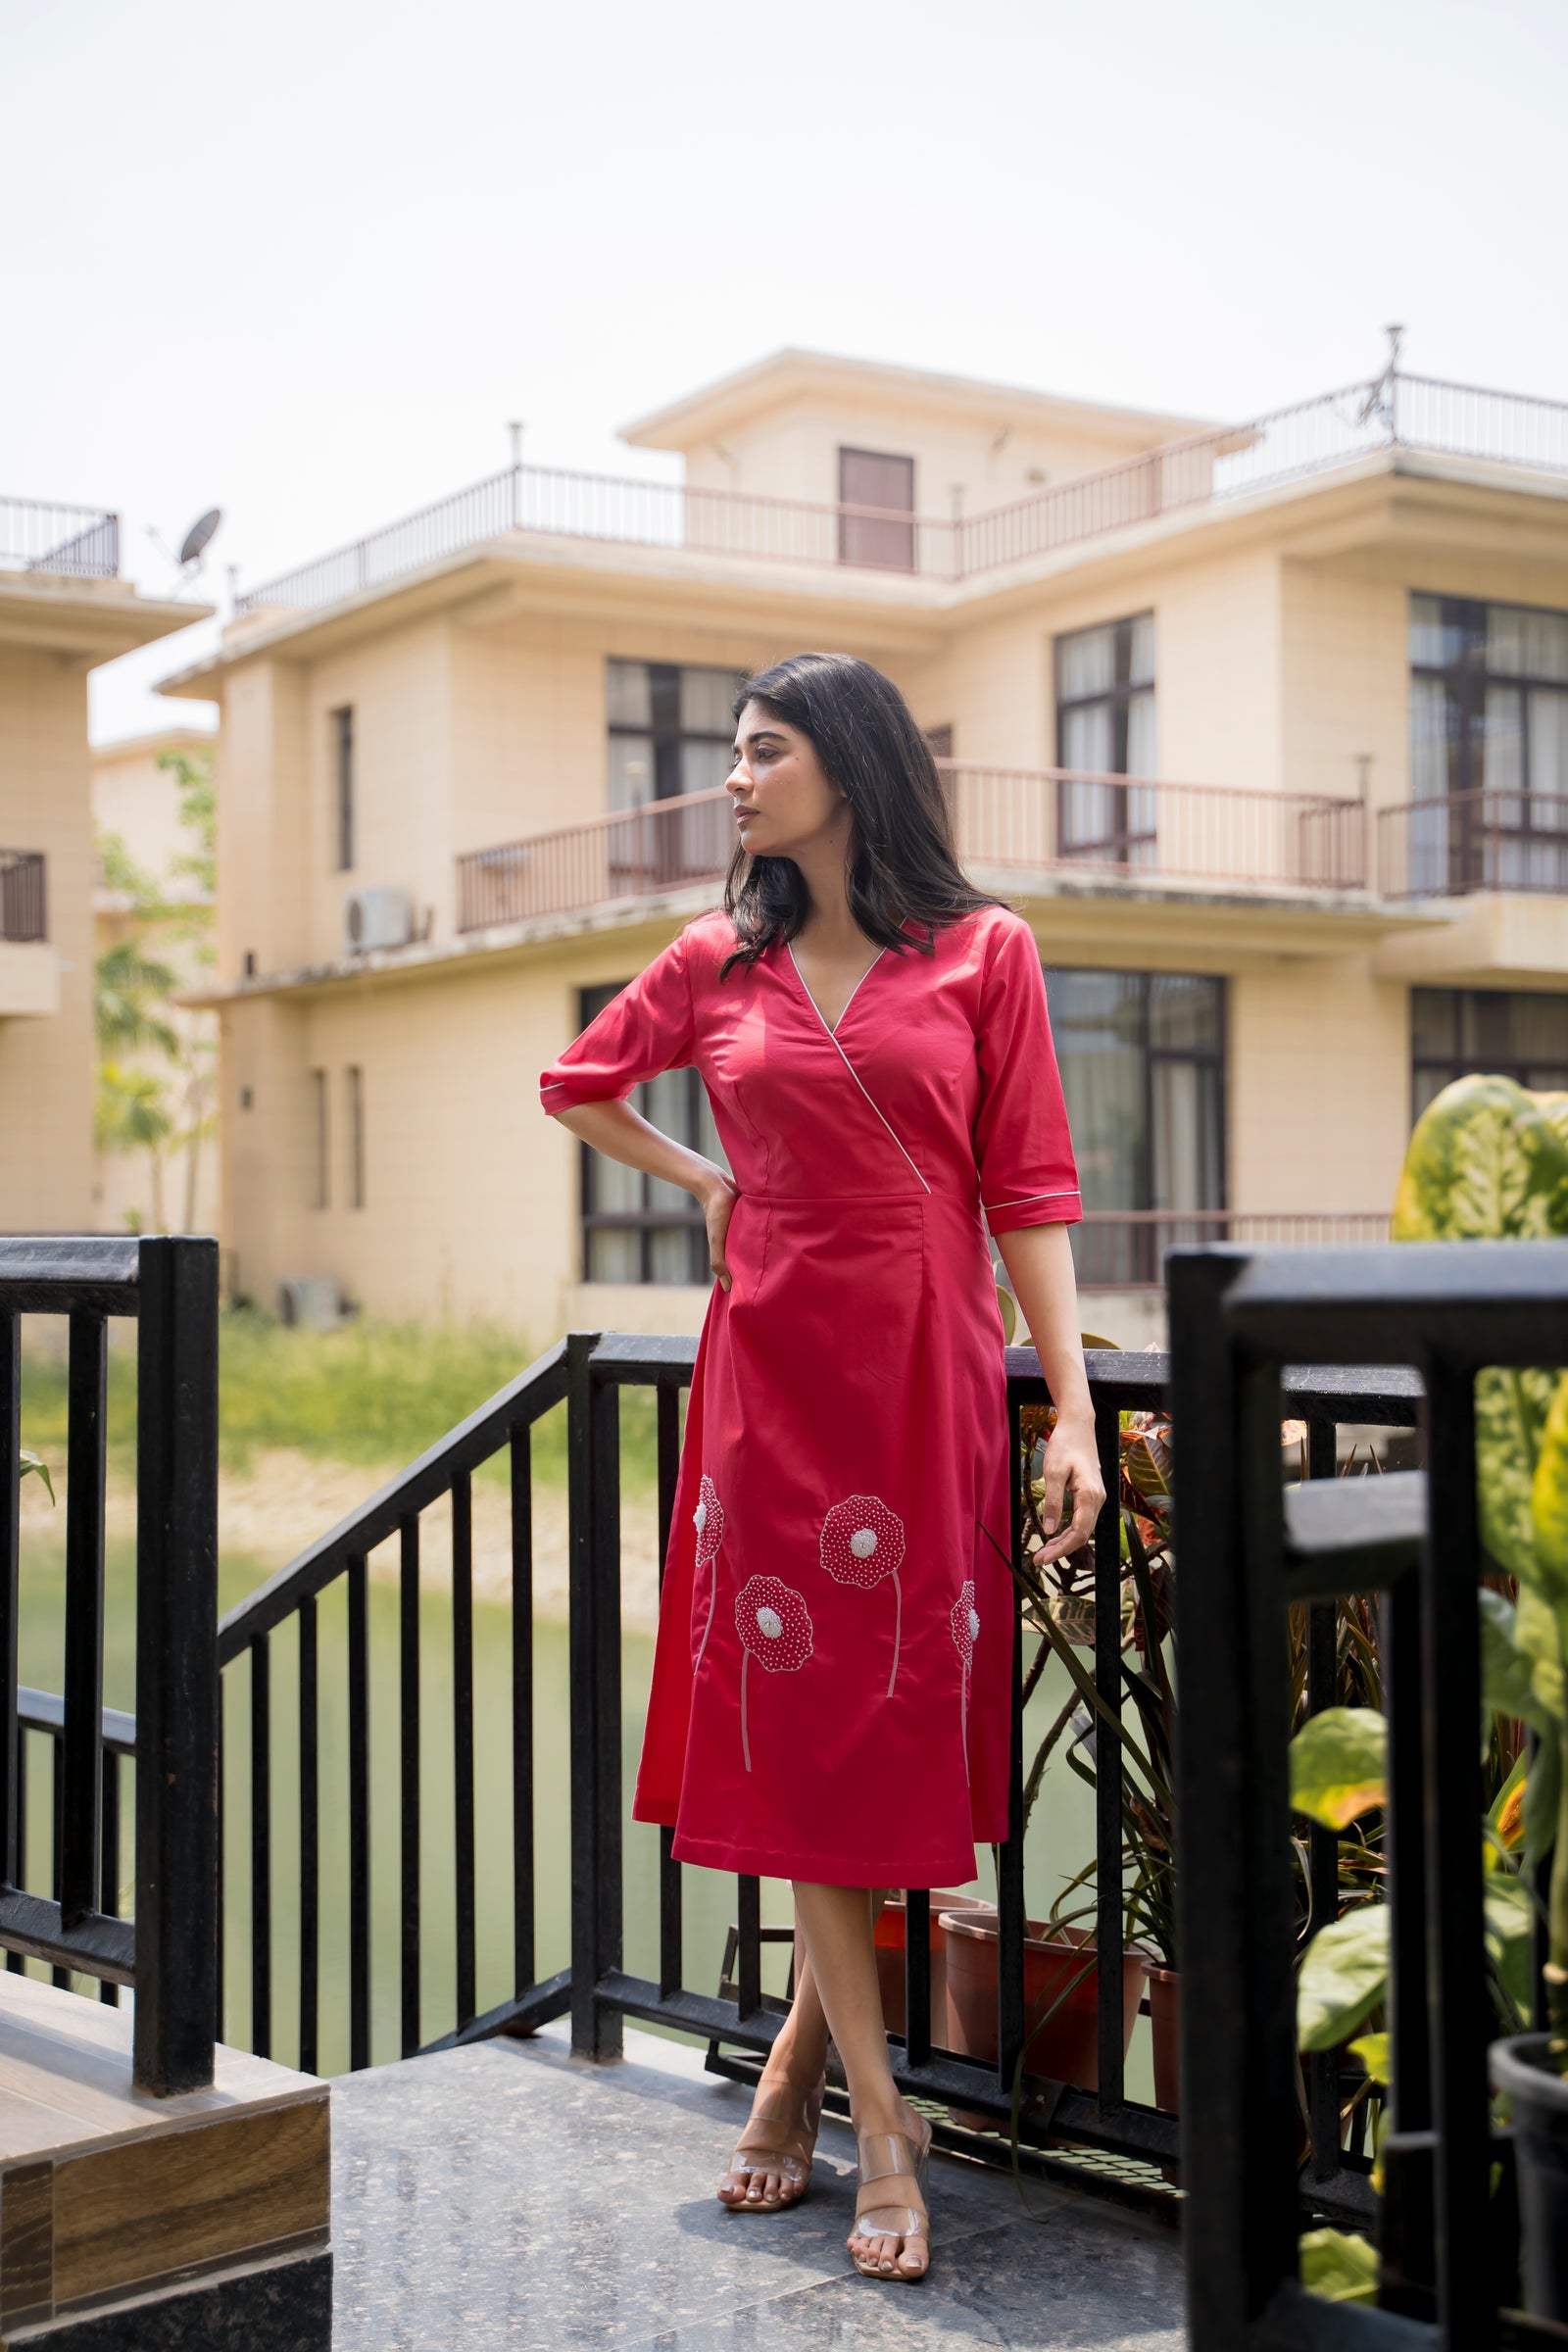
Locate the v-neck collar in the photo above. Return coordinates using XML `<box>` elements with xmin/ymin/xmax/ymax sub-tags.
<box><xmin>784</xmin><ymin>940</ymin><xmax>887</xmax><ymax>1040</ymax></box>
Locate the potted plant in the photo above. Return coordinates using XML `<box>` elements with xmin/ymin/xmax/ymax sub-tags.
<box><xmin>1395</xmin><ymin>1076</ymin><xmax>1568</xmax><ymax>2320</ymax></box>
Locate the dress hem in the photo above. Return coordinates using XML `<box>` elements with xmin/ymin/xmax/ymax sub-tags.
<box><xmin>638</xmin><ymin>1804</ymin><xmax>1007</xmax><ymax>1889</ymax></box>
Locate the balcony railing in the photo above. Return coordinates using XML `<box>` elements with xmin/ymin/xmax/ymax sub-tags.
<box><xmin>0</xmin><ymin>852</ymin><xmax>46</xmax><ymax>942</ymax></box>
<box><xmin>1072</xmin><ymin>1208</ymin><xmax>1392</xmax><ymax>1291</ymax></box>
<box><xmin>235</xmin><ymin>369</ymin><xmax>1568</xmax><ymax>618</ymax></box>
<box><xmin>1378</xmin><ymin>788</ymin><xmax>1568</xmax><ymax>898</ymax></box>
<box><xmin>455</xmin><ymin>765</ymin><xmax>1368</xmax><ymax>935</ymax></box>
<box><xmin>0</xmin><ymin>495</ymin><xmax>119</xmax><ymax>580</ymax></box>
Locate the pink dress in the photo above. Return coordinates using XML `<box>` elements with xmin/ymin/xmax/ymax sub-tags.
<box><xmin>539</xmin><ymin>904</ymin><xmax>1080</xmax><ymax>1888</ymax></box>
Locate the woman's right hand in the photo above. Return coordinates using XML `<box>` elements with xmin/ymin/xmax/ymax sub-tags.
<box><xmin>695</xmin><ymin>1169</ymin><xmax>739</xmax><ymax>1292</ymax></box>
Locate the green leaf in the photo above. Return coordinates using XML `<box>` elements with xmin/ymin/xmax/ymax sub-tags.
<box><xmin>1299</xmin><ymin>2228</ymin><xmax>1379</xmax><ymax>2305</ymax></box>
<box><xmin>1290</xmin><ymin>1706</ymin><xmax>1387</xmax><ymax>1830</ymax></box>
<box><xmin>19</xmin><ymin>1449</ymin><xmax>54</xmax><ymax>1504</ymax></box>
<box><xmin>1532</xmin><ymin>1370</ymin><xmax>1568</xmax><ymax>1609</ymax></box>
<box><xmin>1348</xmin><ymin>2031</ymin><xmax>1390</xmax><ymax>2085</ymax></box>
<box><xmin>1524</xmin><ymin>1728</ymin><xmax>1562</xmax><ymax>1874</ymax></box>
<box><xmin>1480</xmin><ymin>1590</ymin><xmax>1551</xmax><ymax>1736</ymax></box>
<box><xmin>1484</xmin><ymin>1872</ymin><xmax>1537</xmax><ymax>2017</ymax></box>
<box><xmin>1393</xmin><ymin>1074</ymin><xmax>1568</xmax><ymax>1244</ymax></box>
<box><xmin>1298</xmin><ymin>1905</ymin><xmax>1389</xmax><ymax>2052</ymax></box>
<box><xmin>1478</xmin><ymin>1367</ymin><xmax>1561</xmax><ymax>1585</ymax></box>
<box><xmin>996</xmin><ymin>1283</ymin><xmax>1017</xmax><ymax>1346</ymax></box>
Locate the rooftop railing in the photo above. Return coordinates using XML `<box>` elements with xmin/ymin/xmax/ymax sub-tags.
<box><xmin>1378</xmin><ymin>788</ymin><xmax>1568</xmax><ymax>899</ymax></box>
<box><xmin>0</xmin><ymin>853</ymin><xmax>46</xmax><ymax>944</ymax></box>
<box><xmin>234</xmin><ymin>369</ymin><xmax>1568</xmax><ymax>618</ymax></box>
<box><xmin>0</xmin><ymin>496</ymin><xmax>119</xmax><ymax>580</ymax></box>
<box><xmin>454</xmin><ymin>764</ymin><xmax>1370</xmax><ymax>936</ymax></box>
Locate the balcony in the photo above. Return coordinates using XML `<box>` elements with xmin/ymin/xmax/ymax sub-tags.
<box><xmin>455</xmin><ymin>765</ymin><xmax>1369</xmax><ymax>937</ymax></box>
<box><xmin>237</xmin><ymin>368</ymin><xmax>1568</xmax><ymax>618</ymax></box>
<box><xmin>0</xmin><ymin>495</ymin><xmax>119</xmax><ymax>579</ymax></box>
<box><xmin>1378</xmin><ymin>789</ymin><xmax>1568</xmax><ymax>898</ymax></box>
<box><xmin>0</xmin><ymin>851</ymin><xmax>45</xmax><ymax>941</ymax></box>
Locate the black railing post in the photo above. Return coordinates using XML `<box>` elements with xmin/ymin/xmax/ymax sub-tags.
<box><xmin>1093</xmin><ymin>1388</ymin><xmax>1126</xmax><ymax>2112</ymax></box>
<box><xmin>1171</xmin><ymin>1249</ymin><xmax>1299</xmax><ymax>2346</ymax></box>
<box><xmin>568</xmin><ymin>1333</ymin><xmax>621</xmax><ymax>2059</ymax></box>
<box><xmin>61</xmin><ymin>1311</ymin><xmax>107</xmax><ymax>1928</ymax></box>
<box><xmin>0</xmin><ymin>1308</ymin><xmax>19</xmax><ymax>1892</ymax></box>
<box><xmin>133</xmin><ymin>1234</ymin><xmax>220</xmax><ymax>2095</ymax></box>
<box><xmin>1303</xmin><ymin>1416</ymin><xmax>1342</xmax><ymax>2182</ymax></box>
<box><xmin>1419</xmin><ymin>1354</ymin><xmax>1495</xmax><ymax>2352</ymax></box>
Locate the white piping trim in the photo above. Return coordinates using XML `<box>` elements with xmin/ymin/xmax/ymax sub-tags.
<box><xmin>982</xmin><ymin>1188</ymin><xmax>1081</xmax><ymax>1210</ymax></box>
<box><xmin>786</xmin><ymin>945</ymin><xmax>932</xmax><ymax>1197</ymax></box>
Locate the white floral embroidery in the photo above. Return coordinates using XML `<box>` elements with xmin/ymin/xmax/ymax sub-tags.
<box><xmin>820</xmin><ymin>1494</ymin><xmax>907</xmax><ymax>1697</ymax></box>
<box><xmin>951</xmin><ymin>1582</ymin><xmax>979</xmax><ymax>1777</ymax></box>
<box><xmin>734</xmin><ymin>1576</ymin><xmax>813</xmax><ymax>1773</ymax></box>
<box><xmin>692</xmin><ymin>1473</ymin><xmax>726</xmax><ymax>1675</ymax></box>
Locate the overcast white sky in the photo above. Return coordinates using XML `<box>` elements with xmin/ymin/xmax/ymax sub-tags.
<box><xmin>7</xmin><ymin>0</ymin><xmax>1566</xmax><ymax>741</ymax></box>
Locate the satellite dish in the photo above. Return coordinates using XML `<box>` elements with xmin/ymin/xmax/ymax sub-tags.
<box><xmin>178</xmin><ymin>508</ymin><xmax>222</xmax><ymax>567</ymax></box>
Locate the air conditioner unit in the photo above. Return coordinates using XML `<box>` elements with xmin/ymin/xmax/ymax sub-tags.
<box><xmin>277</xmin><ymin>1277</ymin><xmax>342</xmax><ymax>1330</ymax></box>
<box><xmin>344</xmin><ymin>887</ymin><xmax>414</xmax><ymax>956</ymax></box>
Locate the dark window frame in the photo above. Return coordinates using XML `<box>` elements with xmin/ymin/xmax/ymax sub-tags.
<box><xmin>607</xmin><ymin>662</ymin><xmax>739</xmax><ymax>808</ymax></box>
<box><xmin>1044</xmin><ymin>965</ymin><xmax>1226</xmax><ymax>1286</ymax></box>
<box><xmin>332</xmin><ymin>707</ymin><xmax>355</xmax><ymax>872</ymax></box>
<box><xmin>1409</xmin><ymin>592</ymin><xmax>1568</xmax><ymax>892</ymax></box>
<box><xmin>310</xmin><ymin>1068</ymin><xmax>329</xmax><ymax>1210</ymax></box>
<box><xmin>1054</xmin><ymin>613</ymin><xmax>1156</xmax><ymax>865</ymax></box>
<box><xmin>347</xmin><ymin>1065</ymin><xmax>365</xmax><ymax>1211</ymax></box>
<box><xmin>1410</xmin><ymin>986</ymin><xmax>1568</xmax><ymax>1126</ymax></box>
<box><xmin>576</xmin><ymin>982</ymin><xmax>720</xmax><ymax>1285</ymax></box>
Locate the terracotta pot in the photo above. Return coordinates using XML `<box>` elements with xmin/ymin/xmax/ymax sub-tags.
<box><xmin>940</xmin><ymin>1913</ymin><xmax>1148</xmax><ymax>2095</ymax></box>
<box><xmin>874</xmin><ymin>1891</ymin><xmax>991</xmax><ymax>2043</ymax></box>
<box><xmin>1146</xmin><ymin>1965</ymin><xmax>1180</xmax><ymax>2113</ymax></box>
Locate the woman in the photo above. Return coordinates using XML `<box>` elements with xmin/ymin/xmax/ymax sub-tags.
<box><xmin>540</xmin><ymin>653</ymin><xmax>1102</xmax><ymax>2284</ymax></box>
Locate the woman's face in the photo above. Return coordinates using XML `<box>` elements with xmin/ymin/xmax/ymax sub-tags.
<box><xmin>727</xmin><ymin>700</ymin><xmax>851</xmax><ymax>860</ymax></box>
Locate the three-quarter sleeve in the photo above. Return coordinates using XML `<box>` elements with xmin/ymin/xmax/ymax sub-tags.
<box><xmin>972</xmin><ymin>916</ymin><xmax>1082</xmax><ymax>1234</ymax></box>
<box><xmin>539</xmin><ymin>930</ymin><xmax>696</xmax><ymax>1115</ymax></box>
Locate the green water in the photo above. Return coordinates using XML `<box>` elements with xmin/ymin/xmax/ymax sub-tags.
<box><xmin>16</xmin><ymin>1534</ymin><xmax>1148</xmax><ymax>2094</ymax></box>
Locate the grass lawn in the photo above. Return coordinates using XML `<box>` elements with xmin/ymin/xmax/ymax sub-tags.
<box><xmin>20</xmin><ymin>1310</ymin><xmax>661</xmax><ymax>1490</ymax></box>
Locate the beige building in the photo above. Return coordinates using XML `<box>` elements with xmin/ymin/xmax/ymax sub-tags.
<box><xmin>159</xmin><ymin>351</ymin><xmax>1568</xmax><ymax>1344</ymax></box>
<box><xmin>0</xmin><ymin>500</ymin><xmax>205</xmax><ymax>1235</ymax></box>
<box><xmin>91</xmin><ymin>723</ymin><xmax>219</xmax><ymax>1235</ymax></box>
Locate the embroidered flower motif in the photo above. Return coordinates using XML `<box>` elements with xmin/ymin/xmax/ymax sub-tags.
<box><xmin>691</xmin><ymin>1474</ymin><xmax>725</xmax><ymax>1675</ymax></box>
<box><xmin>819</xmin><ymin>1494</ymin><xmax>907</xmax><ymax>1698</ymax></box>
<box><xmin>951</xmin><ymin>1581</ymin><xmax>979</xmax><ymax>1772</ymax></box>
<box><xmin>734</xmin><ymin>1576</ymin><xmax>814</xmax><ymax>1773</ymax></box>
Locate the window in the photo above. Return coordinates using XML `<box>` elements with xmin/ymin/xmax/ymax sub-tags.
<box><xmin>347</xmin><ymin>1066</ymin><xmax>365</xmax><ymax>1209</ymax></box>
<box><xmin>1044</xmin><ymin>968</ymin><xmax>1224</xmax><ymax>1285</ymax></box>
<box><xmin>310</xmin><ymin>1069</ymin><xmax>329</xmax><ymax>1209</ymax></box>
<box><xmin>1411</xmin><ymin>988</ymin><xmax>1568</xmax><ymax>1124</ymax></box>
<box><xmin>1408</xmin><ymin>595</ymin><xmax>1568</xmax><ymax>893</ymax></box>
<box><xmin>577</xmin><ymin>982</ymin><xmax>729</xmax><ymax>1283</ymax></box>
<box><xmin>332</xmin><ymin>707</ymin><xmax>355</xmax><ymax>872</ymax></box>
<box><xmin>606</xmin><ymin>661</ymin><xmax>742</xmax><ymax>894</ymax></box>
<box><xmin>838</xmin><ymin>448</ymin><xmax>915</xmax><ymax>571</ymax></box>
<box><xmin>1054</xmin><ymin>615</ymin><xmax>1156</xmax><ymax>865</ymax></box>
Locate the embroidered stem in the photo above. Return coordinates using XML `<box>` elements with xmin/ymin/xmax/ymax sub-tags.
<box><xmin>887</xmin><ymin>1570</ymin><xmax>903</xmax><ymax>1700</ymax></box>
<box><xmin>741</xmin><ymin>1650</ymin><xmax>752</xmax><ymax>1773</ymax></box>
<box><xmin>694</xmin><ymin>1573</ymin><xmax>717</xmax><ymax>1676</ymax></box>
<box><xmin>960</xmin><ymin>1667</ymin><xmax>970</xmax><ymax>1781</ymax></box>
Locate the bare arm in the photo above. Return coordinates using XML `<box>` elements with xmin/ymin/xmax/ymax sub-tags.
<box><xmin>995</xmin><ymin>1223</ymin><xmax>1105</xmax><ymax>1561</ymax></box>
<box><xmin>550</xmin><ymin>1099</ymin><xmax>738</xmax><ymax>1292</ymax></box>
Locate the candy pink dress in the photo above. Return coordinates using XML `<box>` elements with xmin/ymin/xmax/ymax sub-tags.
<box><xmin>539</xmin><ymin>904</ymin><xmax>1080</xmax><ymax>1887</ymax></box>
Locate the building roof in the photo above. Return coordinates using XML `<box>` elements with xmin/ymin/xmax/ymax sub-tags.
<box><xmin>619</xmin><ymin>347</ymin><xmax>1219</xmax><ymax>454</ymax></box>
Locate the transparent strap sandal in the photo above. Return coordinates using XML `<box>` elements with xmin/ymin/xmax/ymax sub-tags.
<box><xmin>850</xmin><ymin>2120</ymin><xmax>932</xmax><ymax>2281</ymax></box>
<box><xmin>717</xmin><ymin>2079</ymin><xmax>825</xmax><ymax>2212</ymax></box>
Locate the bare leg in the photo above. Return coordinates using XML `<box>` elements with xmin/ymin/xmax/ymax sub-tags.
<box><xmin>793</xmin><ymin>1882</ymin><xmax>928</xmax><ymax>2279</ymax></box>
<box><xmin>717</xmin><ymin>1906</ymin><xmax>832</xmax><ymax>2207</ymax></box>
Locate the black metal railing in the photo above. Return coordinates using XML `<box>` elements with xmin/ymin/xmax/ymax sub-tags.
<box><xmin>1173</xmin><ymin>1239</ymin><xmax>1568</xmax><ymax>2350</ymax></box>
<box><xmin>1379</xmin><ymin>789</ymin><xmax>1568</xmax><ymax>899</ymax></box>
<box><xmin>0</xmin><ymin>853</ymin><xmax>46</xmax><ymax>944</ymax></box>
<box><xmin>0</xmin><ymin>496</ymin><xmax>119</xmax><ymax>579</ymax></box>
<box><xmin>195</xmin><ymin>1322</ymin><xmax>1421</xmax><ymax>2210</ymax></box>
<box><xmin>1</xmin><ymin>1237</ymin><xmax>219</xmax><ymax>2092</ymax></box>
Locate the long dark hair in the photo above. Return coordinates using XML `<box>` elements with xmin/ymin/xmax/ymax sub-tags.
<box><xmin>720</xmin><ymin>652</ymin><xmax>998</xmax><ymax>973</ymax></box>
